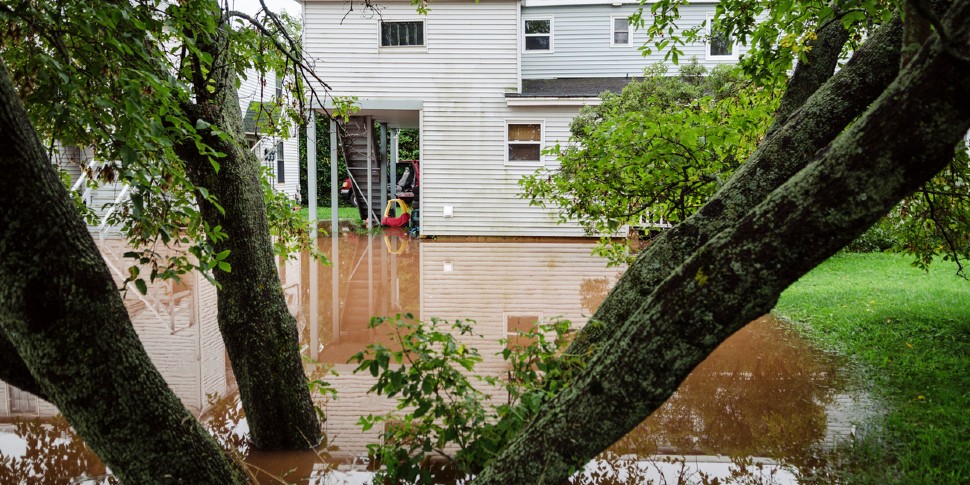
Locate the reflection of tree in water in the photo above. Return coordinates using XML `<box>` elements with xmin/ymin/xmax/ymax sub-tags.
<box><xmin>0</xmin><ymin>416</ymin><xmax>111</xmax><ymax>484</ymax></box>
<box><xmin>608</xmin><ymin>316</ymin><xmax>845</xmax><ymax>470</ymax></box>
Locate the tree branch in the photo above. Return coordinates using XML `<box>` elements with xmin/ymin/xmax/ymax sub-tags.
<box><xmin>566</xmin><ymin>15</ymin><xmax>904</xmax><ymax>358</ymax></box>
<box><xmin>0</xmin><ymin>331</ymin><xmax>48</xmax><ymax>400</ymax></box>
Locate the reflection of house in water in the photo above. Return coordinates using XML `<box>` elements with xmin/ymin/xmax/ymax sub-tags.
<box><xmin>0</xmin><ymin>239</ymin><xmax>235</xmax><ymax>422</ymax></box>
<box><xmin>311</xmin><ymin>235</ymin><xmax>621</xmax><ymax>461</ymax></box>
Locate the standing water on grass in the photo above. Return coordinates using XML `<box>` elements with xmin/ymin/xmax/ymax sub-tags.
<box><xmin>0</xmin><ymin>234</ymin><xmax>869</xmax><ymax>484</ymax></box>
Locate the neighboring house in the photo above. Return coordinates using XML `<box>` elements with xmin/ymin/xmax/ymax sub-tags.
<box><xmin>59</xmin><ymin>67</ymin><xmax>301</xmax><ymax>238</ymax></box>
<box><xmin>300</xmin><ymin>0</ymin><xmax>742</xmax><ymax>236</ymax></box>
<box><xmin>238</xmin><ymin>71</ymin><xmax>302</xmax><ymax>199</ymax></box>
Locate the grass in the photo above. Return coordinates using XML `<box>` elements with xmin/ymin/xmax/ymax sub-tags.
<box><xmin>293</xmin><ymin>205</ymin><xmax>361</xmax><ymax>222</ymax></box>
<box><xmin>774</xmin><ymin>252</ymin><xmax>970</xmax><ymax>483</ymax></box>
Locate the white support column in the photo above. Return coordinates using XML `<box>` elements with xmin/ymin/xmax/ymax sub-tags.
<box><xmin>366</xmin><ymin>116</ymin><xmax>374</xmax><ymax>227</ymax></box>
<box><xmin>307</xmin><ymin>111</ymin><xmax>319</xmax><ymax>359</ymax></box>
<box><xmin>330</xmin><ymin>118</ymin><xmax>338</xmax><ymax>231</ymax></box>
<box><xmin>330</xmin><ymin>118</ymin><xmax>340</xmax><ymax>349</ymax></box>
<box><xmin>308</xmin><ymin>111</ymin><xmax>317</xmax><ymax>239</ymax></box>
<box><xmin>379</xmin><ymin>123</ymin><xmax>388</xmax><ymax>213</ymax></box>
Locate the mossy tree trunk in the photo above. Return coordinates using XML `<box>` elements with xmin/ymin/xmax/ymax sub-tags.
<box><xmin>476</xmin><ymin>1</ymin><xmax>970</xmax><ymax>482</ymax></box>
<box><xmin>0</xmin><ymin>61</ymin><xmax>248</xmax><ymax>484</ymax></box>
<box><xmin>172</xmin><ymin>8</ymin><xmax>321</xmax><ymax>451</ymax></box>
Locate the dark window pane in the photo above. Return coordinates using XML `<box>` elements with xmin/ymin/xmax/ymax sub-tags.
<box><xmin>509</xmin><ymin>144</ymin><xmax>541</xmax><ymax>162</ymax></box>
<box><xmin>381</xmin><ymin>21</ymin><xmax>424</xmax><ymax>46</ymax></box>
<box><xmin>525</xmin><ymin>36</ymin><xmax>550</xmax><ymax>51</ymax></box>
<box><xmin>614</xmin><ymin>18</ymin><xmax>628</xmax><ymax>32</ymax></box>
<box><xmin>525</xmin><ymin>20</ymin><xmax>550</xmax><ymax>34</ymax></box>
<box><xmin>614</xmin><ymin>32</ymin><xmax>629</xmax><ymax>45</ymax></box>
<box><xmin>710</xmin><ymin>30</ymin><xmax>732</xmax><ymax>56</ymax></box>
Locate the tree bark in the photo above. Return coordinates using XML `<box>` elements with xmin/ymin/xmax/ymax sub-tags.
<box><xmin>567</xmin><ymin>16</ymin><xmax>903</xmax><ymax>358</ymax></box>
<box><xmin>172</xmin><ymin>8</ymin><xmax>322</xmax><ymax>450</ymax></box>
<box><xmin>476</xmin><ymin>1</ymin><xmax>970</xmax><ymax>482</ymax></box>
<box><xmin>0</xmin><ymin>333</ymin><xmax>47</xmax><ymax>400</ymax></box>
<box><xmin>0</xmin><ymin>61</ymin><xmax>248</xmax><ymax>483</ymax></box>
<box><xmin>770</xmin><ymin>11</ymin><xmax>851</xmax><ymax>129</ymax></box>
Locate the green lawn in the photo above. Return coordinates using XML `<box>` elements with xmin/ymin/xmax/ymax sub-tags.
<box><xmin>294</xmin><ymin>205</ymin><xmax>361</xmax><ymax>222</ymax></box>
<box><xmin>774</xmin><ymin>252</ymin><xmax>970</xmax><ymax>483</ymax></box>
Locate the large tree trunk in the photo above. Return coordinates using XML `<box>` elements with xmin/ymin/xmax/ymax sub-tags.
<box><xmin>172</xmin><ymin>8</ymin><xmax>322</xmax><ymax>450</ymax></box>
<box><xmin>0</xmin><ymin>61</ymin><xmax>248</xmax><ymax>483</ymax></box>
<box><xmin>476</xmin><ymin>1</ymin><xmax>970</xmax><ymax>482</ymax></box>
<box><xmin>567</xmin><ymin>16</ymin><xmax>903</xmax><ymax>357</ymax></box>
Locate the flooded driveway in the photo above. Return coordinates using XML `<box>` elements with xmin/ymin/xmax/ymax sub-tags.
<box><xmin>0</xmin><ymin>234</ymin><xmax>866</xmax><ymax>483</ymax></box>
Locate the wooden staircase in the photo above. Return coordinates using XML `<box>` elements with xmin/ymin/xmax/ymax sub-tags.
<box><xmin>339</xmin><ymin>116</ymin><xmax>384</xmax><ymax>223</ymax></box>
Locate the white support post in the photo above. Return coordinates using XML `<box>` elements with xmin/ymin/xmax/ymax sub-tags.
<box><xmin>379</xmin><ymin>123</ymin><xmax>388</xmax><ymax>213</ymax></box>
<box><xmin>366</xmin><ymin>117</ymin><xmax>374</xmax><ymax>227</ymax></box>
<box><xmin>330</xmin><ymin>117</ymin><xmax>340</xmax><ymax>355</ymax></box>
<box><xmin>330</xmin><ymin>118</ymin><xmax>339</xmax><ymax>231</ymax></box>
<box><xmin>308</xmin><ymin>111</ymin><xmax>319</xmax><ymax>359</ymax></box>
<box><xmin>308</xmin><ymin>110</ymin><xmax>317</xmax><ymax>240</ymax></box>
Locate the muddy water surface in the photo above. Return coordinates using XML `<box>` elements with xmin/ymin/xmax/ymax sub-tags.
<box><xmin>0</xmin><ymin>234</ymin><xmax>864</xmax><ymax>484</ymax></box>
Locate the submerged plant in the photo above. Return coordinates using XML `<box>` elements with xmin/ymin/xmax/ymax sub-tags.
<box><xmin>351</xmin><ymin>313</ymin><xmax>581</xmax><ymax>484</ymax></box>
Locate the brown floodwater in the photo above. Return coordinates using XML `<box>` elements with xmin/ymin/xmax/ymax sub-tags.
<box><xmin>0</xmin><ymin>233</ymin><xmax>867</xmax><ymax>484</ymax></box>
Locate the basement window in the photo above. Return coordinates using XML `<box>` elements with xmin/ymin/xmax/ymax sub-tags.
<box><xmin>381</xmin><ymin>21</ymin><xmax>425</xmax><ymax>47</ymax></box>
<box><xmin>507</xmin><ymin>122</ymin><xmax>543</xmax><ymax>164</ymax></box>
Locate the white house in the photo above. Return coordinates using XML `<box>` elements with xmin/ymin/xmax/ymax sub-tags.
<box><xmin>300</xmin><ymin>0</ymin><xmax>742</xmax><ymax>236</ymax></box>
<box><xmin>60</xmin><ymin>68</ymin><xmax>301</xmax><ymax>238</ymax></box>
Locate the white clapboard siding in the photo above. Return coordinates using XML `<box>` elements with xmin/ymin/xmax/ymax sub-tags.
<box><xmin>303</xmin><ymin>0</ymin><xmax>591</xmax><ymax>236</ymax></box>
<box><xmin>522</xmin><ymin>3</ymin><xmax>746</xmax><ymax>79</ymax></box>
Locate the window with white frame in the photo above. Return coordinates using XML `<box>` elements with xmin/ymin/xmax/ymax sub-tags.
<box><xmin>706</xmin><ymin>14</ymin><xmax>737</xmax><ymax>60</ymax></box>
<box><xmin>381</xmin><ymin>20</ymin><xmax>424</xmax><ymax>47</ymax></box>
<box><xmin>276</xmin><ymin>141</ymin><xmax>285</xmax><ymax>184</ymax></box>
<box><xmin>524</xmin><ymin>18</ymin><xmax>552</xmax><ymax>51</ymax></box>
<box><xmin>507</xmin><ymin>122</ymin><xmax>543</xmax><ymax>163</ymax></box>
<box><xmin>612</xmin><ymin>16</ymin><xmax>631</xmax><ymax>46</ymax></box>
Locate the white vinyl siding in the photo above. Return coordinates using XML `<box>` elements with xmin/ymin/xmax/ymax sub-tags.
<box><xmin>522</xmin><ymin>4</ymin><xmax>743</xmax><ymax>78</ymax></box>
<box><xmin>303</xmin><ymin>0</ymin><xmax>587</xmax><ymax>236</ymax></box>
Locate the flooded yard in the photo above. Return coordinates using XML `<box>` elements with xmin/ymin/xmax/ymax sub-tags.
<box><xmin>0</xmin><ymin>233</ymin><xmax>869</xmax><ymax>484</ymax></box>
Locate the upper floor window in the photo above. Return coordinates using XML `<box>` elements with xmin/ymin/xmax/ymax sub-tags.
<box><xmin>612</xmin><ymin>16</ymin><xmax>631</xmax><ymax>46</ymax></box>
<box><xmin>507</xmin><ymin>122</ymin><xmax>543</xmax><ymax>164</ymax></box>
<box><xmin>381</xmin><ymin>21</ymin><xmax>424</xmax><ymax>47</ymax></box>
<box><xmin>706</xmin><ymin>14</ymin><xmax>737</xmax><ymax>60</ymax></box>
<box><xmin>524</xmin><ymin>18</ymin><xmax>552</xmax><ymax>52</ymax></box>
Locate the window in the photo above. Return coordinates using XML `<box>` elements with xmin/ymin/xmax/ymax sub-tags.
<box><xmin>275</xmin><ymin>75</ymin><xmax>283</xmax><ymax>99</ymax></box>
<box><xmin>276</xmin><ymin>141</ymin><xmax>285</xmax><ymax>184</ymax></box>
<box><xmin>524</xmin><ymin>18</ymin><xmax>552</xmax><ymax>52</ymax></box>
<box><xmin>507</xmin><ymin>122</ymin><xmax>543</xmax><ymax>163</ymax></box>
<box><xmin>706</xmin><ymin>14</ymin><xmax>737</xmax><ymax>60</ymax></box>
<box><xmin>612</xmin><ymin>16</ymin><xmax>631</xmax><ymax>46</ymax></box>
<box><xmin>505</xmin><ymin>315</ymin><xmax>541</xmax><ymax>349</ymax></box>
<box><xmin>381</xmin><ymin>21</ymin><xmax>424</xmax><ymax>47</ymax></box>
